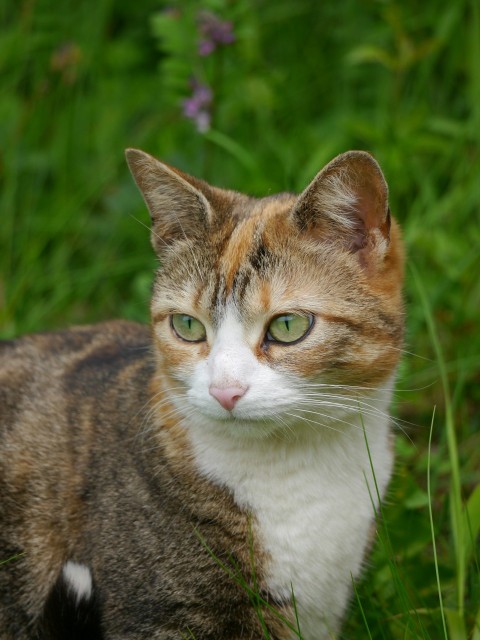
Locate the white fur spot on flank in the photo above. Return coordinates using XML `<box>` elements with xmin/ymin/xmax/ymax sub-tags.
<box><xmin>62</xmin><ymin>561</ymin><xmax>93</xmax><ymax>603</ymax></box>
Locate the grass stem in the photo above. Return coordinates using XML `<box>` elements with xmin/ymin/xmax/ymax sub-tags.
<box><xmin>427</xmin><ymin>406</ymin><xmax>448</xmax><ymax>639</ymax></box>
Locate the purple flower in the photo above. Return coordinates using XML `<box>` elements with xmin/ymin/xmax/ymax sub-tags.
<box><xmin>197</xmin><ymin>11</ymin><xmax>235</xmax><ymax>57</ymax></box>
<box><xmin>198</xmin><ymin>39</ymin><xmax>215</xmax><ymax>57</ymax></box>
<box><xmin>182</xmin><ymin>79</ymin><xmax>212</xmax><ymax>132</ymax></box>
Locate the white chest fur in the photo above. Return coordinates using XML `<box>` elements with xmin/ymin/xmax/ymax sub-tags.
<box><xmin>188</xmin><ymin>405</ymin><xmax>393</xmax><ymax>640</ymax></box>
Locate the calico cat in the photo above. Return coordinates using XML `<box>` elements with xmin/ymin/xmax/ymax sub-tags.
<box><xmin>0</xmin><ymin>148</ymin><xmax>404</xmax><ymax>639</ymax></box>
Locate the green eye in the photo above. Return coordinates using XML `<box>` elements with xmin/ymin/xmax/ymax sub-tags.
<box><xmin>171</xmin><ymin>314</ymin><xmax>206</xmax><ymax>342</ymax></box>
<box><xmin>266</xmin><ymin>314</ymin><xmax>313</xmax><ymax>344</ymax></box>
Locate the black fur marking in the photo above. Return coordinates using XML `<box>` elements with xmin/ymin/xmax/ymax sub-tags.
<box><xmin>231</xmin><ymin>269</ymin><xmax>252</xmax><ymax>302</ymax></box>
<box><xmin>249</xmin><ymin>242</ymin><xmax>271</xmax><ymax>274</ymax></box>
<box><xmin>291</xmin><ymin>200</ymin><xmax>313</xmax><ymax>232</ymax></box>
<box><xmin>37</xmin><ymin>567</ymin><xmax>104</xmax><ymax>640</ymax></box>
<box><xmin>212</xmin><ymin>275</ymin><xmax>228</xmax><ymax>324</ymax></box>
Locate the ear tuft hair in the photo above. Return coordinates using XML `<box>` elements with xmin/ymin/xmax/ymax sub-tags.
<box><xmin>292</xmin><ymin>151</ymin><xmax>390</xmax><ymax>260</ymax></box>
<box><xmin>126</xmin><ymin>148</ymin><xmax>212</xmax><ymax>253</ymax></box>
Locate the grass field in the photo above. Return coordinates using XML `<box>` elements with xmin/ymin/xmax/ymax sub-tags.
<box><xmin>1</xmin><ymin>1</ymin><xmax>479</xmax><ymax>637</ymax></box>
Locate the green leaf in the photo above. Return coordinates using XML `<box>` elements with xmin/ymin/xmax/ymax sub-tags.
<box><xmin>445</xmin><ymin>608</ymin><xmax>467</xmax><ymax>640</ymax></box>
<box><xmin>472</xmin><ymin>605</ymin><xmax>480</xmax><ymax>640</ymax></box>
<box><xmin>346</xmin><ymin>45</ymin><xmax>395</xmax><ymax>69</ymax></box>
<box><xmin>464</xmin><ymin>484</ymin><xmax>480</xmax><ymax>565</ymax></box>
<box><xmin>204</xmin><ymin>129</ymin><xmax>258</xmax><ymax>172</ymax></box>
<box><xmin>404</xmin><ymin>489</ymin><xmax>430</xmax><ymax>510</ymax></box>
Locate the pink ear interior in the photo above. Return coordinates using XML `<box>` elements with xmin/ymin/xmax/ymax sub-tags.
<box><xmin>346</xmin><ymin>155</ymin><xmax>390</xmax><ymax>245</ymax></box>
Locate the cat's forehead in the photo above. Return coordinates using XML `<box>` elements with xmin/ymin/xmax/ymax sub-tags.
<box><xmin>203</xmin><ymin>218</ymin><xmax>341</xmax><ymax>325</ymax></box>
<box><xmin>213</xmin><ymin>198</ymin><xmax>302</xmax><ymax>312</ymax></box>
<box><xmin>154</xmin><ymin>191</ymin><xmax>358</xmax><ymax>324</ymax></box>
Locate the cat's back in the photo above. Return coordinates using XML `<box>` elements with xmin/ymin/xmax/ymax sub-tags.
<box><xmin>0</xmin><ymin>319</ymin><xmax>152</xmax><ymax>408</ymax></box>
<box><xmin>0</xmin><ymin>319</ymin><xmax>153</xmax><ymax>497</ymax></box>
<box><xmin>0</xmin><ymin>319</ymin><xmax>151</xmax><ymax>368</ymax></box>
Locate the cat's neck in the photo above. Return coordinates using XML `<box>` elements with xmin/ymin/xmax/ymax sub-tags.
<box><xmin>180</xmin><ymin>381</ymin><xmax>395</xmax><ymax>640</ymax></box>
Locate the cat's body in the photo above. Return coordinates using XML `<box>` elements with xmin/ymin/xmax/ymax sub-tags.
<box><xmin>0</xmin><ymin>149</ymin><xmax>404</xmax><ymax>639</ymax></box>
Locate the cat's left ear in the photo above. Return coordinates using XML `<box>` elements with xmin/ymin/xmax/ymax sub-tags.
<box><xmin>292</xmin><ymin>151</ymin><xmax>390</xmax><ymax>266</ymax></box>
<box><xmin>125</xmin><ymin>148</ymin><xmax>213</xmax><ymax>253</ymax></box>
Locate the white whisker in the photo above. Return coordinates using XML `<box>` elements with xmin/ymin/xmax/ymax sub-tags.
<box><xmin>284</xmin><ymin>412</ymin><xmax>345</xmax><ymax>436</ymax></box>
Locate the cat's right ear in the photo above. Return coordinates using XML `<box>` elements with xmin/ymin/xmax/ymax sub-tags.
<box><xmin>125</xmin><ymin>149</ymin><xmax>212</xmax><ymax>253</ymax></box>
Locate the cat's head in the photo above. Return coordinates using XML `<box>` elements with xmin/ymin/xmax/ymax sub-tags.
<box><xmin>127</xmin><ymin>149</ymin><xmax>404</xmax><ymax>439</ymax></box>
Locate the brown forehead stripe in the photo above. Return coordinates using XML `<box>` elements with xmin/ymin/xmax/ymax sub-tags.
<box><xmin>220</xmin><ymin>217</ymin><xmax>261</xmax><ymax>293</ymax></box>
<box><xmin>214</xmin><ymin>196</ymin><xmax>293</xmax><ymax>299</ymax></box>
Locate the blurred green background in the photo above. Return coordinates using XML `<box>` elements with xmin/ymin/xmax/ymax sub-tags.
<box><xmin>0</xmin><ymin>1</ymin><xmax>479</xmax><ymax>638</ymax></box>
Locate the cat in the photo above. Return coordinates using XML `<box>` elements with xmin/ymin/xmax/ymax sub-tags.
<box><xmin>0</xmin><ymin>148</ymin><xmax>404</xmax><ymax>639</ymax></box>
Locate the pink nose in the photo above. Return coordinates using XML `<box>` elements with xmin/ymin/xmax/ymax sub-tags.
<box><xmin>209</xmin><ymin>386</ymin><xmax>247</xmax><ymax>411</ymax></box>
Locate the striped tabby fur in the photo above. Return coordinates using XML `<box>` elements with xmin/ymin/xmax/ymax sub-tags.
<box><xmin>0</xmin><ymin>149</ymin><xmax>404</xmax><ymax>639</ymax></box>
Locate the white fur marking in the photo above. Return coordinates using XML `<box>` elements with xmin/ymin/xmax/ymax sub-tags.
<box><xmin>62</xmin><ymin>561</ymin><xmax>93</xmax><ymax>603</ymax></box>
<box><xmin>172</xmin><ymin>304</ymin><xmax>396</xmax><ymax>638</ymax></box>
<box><xmin>186</xmin><ymin>306</ymin><xmax>301</xmax><ymax>435</ymax></box>
<box><xmin>188</xmin><ymin>402</ymin><xmax>393</xmax><ymax>640</ymax></box>
<box><xmin>181</xmin><ymin>308</ymin><xmax>395</xmax><ymax>639</ymax></box>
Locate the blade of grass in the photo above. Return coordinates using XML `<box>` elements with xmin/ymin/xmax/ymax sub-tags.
<box><xmin>360</xmin><ymin>412</ymin><xmax>429</xmax><ymax>638</ymax></box>
<box><xmin>246</xmin><ymin>519</ymin><xmax>270</xmax><ymax>637</ymax></box>
<box><xmin>472</xmin><ymin>606</ymin><xmax>480</xmax><ymax>640</ymax></box>
<box><xmin>193</xmin><ymin>527</ymin><xmax>303</xmax><ymax>638</ymax></box>
<box><xmin>351</xmin><ymin>573</ymin><xmax>373</xmax><ymax>640</ymax></box>
<box><xmin>427</xmin><ymin>406</ymin><xmax>448</xmax><ymax>639</ymax></box>
<box><xmin>290</xmin><ymin>582</ymin><xmax>302</xmax><ymax>639</ymax></box>
<box><xmin>411</xmin><ymin>263</ymin><xmax>466</xmax><ymax>620</ymax></box>
<box><xmin>0</xmin><ymin>552</ymin><xmax>25</xmax><ymax>566</ymax></box>
<box><xmin>464</xmin><ymin>484</ymin><xmax>480</xmax><ymax>567</ymax></box>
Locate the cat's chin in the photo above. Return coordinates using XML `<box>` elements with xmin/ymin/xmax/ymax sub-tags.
<box><xmin>189</xmin><ymin>411</ymin><xmax>284</xmax><ymax>440</ymax></box>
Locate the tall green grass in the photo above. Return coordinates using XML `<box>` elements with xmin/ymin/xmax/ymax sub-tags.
<box><xmin>0</xmin><ymin>1</ymin><xmax>478</xmax><ymax>637</ymax></box>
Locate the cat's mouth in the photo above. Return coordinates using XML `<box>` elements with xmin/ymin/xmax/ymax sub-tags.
<box><xmin>189</xmin><ymin>406</ymin><xmax>293</xmax><ymax>439</ymax></box>
<box><xmin>204</xmin><ymin>409</ymin><xmax>269</xmax><ymax>426</ymax></box>
<box><xmin>218</xmin><ymin>413</ymin><xmax>265</xmax><ymax>425</ymax></box>
<box><xmin>214</xmin><ymin>419</ymin><xmax>282</xmax><ymax>439</ymax></box>
<box><xmin>201</xmin><ymin>403</ymin><xmax>286</xmax><ymax>425</ymax></box>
